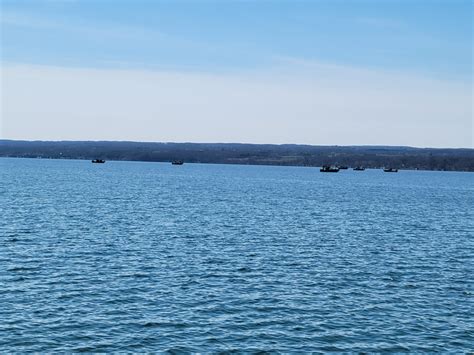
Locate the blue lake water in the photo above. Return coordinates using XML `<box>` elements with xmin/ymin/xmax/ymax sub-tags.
<box><xmin>1</xmin><ymin>158</ymin><xmax>473</xmax><ymax>352</ymax></box>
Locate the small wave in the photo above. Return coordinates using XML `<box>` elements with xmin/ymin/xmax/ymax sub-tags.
<box><xmin>8</xmin><ymin>266</ymin><xmax>40</xmax><ymax>272</ymax></box>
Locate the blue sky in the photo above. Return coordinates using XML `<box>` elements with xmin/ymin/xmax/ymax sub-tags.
<box><xmin>2</xmin><ymin>0</ymin><xmax>472</xmax><ymax>78</ymax></box>
<box><xmin>0</xmin><ymin>0</ymin><xmax>472</xmax><ymax>147</ymax></box>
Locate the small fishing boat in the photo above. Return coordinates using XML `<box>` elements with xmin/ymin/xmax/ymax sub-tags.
<box><xmin>92</xmin><ymin>159</ymin><xmax>105</xmax><ymax>164</ymax></box>
<box><xmin>383</xmin><ymin>168</ymin><xmax>398</xmax><ymax>172</ymax></box>
<box><xmin>171</xmin><ymin>160</ymin><xmax>184</xmax><ymax>165</ymax></box>
<box><xmin>320</xmin><ymin>165</ymin><xmax>340</xmax><ymax>173</ymax></box>
<box><xmin>353</xmin><ymin>166</ymin><xmax>365</xmax><ymax>171</ymax></box>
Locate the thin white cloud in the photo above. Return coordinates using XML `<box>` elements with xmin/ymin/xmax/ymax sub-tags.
<box><xmin>0</xmin><ymin>11</ymin><xmax>59</xmax><ymax>29</ymax></box>
<box><xmin>355</xmin><ymin>17</ymin><xmax>405</xmax><ymax>30</ymax></box>
<box><xmin>0</xmin><ymin>10</ymin><xmax>167</xmax><ymax>41</ymax></box>
<box><xmin>1</xmin><ymin>63</ymin><xmax>472</xmax><ymax>148</ymax></box>
<box><xmin>0</xmin><ymin>9</ymin><xmax>230</xmax><ymax>63</ymax></box>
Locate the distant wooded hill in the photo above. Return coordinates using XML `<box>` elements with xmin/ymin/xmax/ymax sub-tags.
<box><xmin>1</xmin><ymin>140</ymin><xmax>473</xmax><ymax>171</ymax></box>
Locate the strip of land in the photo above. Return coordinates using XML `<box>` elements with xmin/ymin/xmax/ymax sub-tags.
<box><xmin>1</xmin><ymin>140</ymin><xmax>473</xmax><ymax>171</ymax></box>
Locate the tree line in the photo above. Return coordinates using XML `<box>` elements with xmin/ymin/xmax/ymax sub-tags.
<box><xmin>1</xmin><ymin>140</ymin><xmax>473</xmax><ymax>171</ymax></box>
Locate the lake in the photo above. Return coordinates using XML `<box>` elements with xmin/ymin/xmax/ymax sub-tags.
<box><xmin>1</xmin><ymin>158</ymin><xmax>473</xmax><ymax>352</ymax></box>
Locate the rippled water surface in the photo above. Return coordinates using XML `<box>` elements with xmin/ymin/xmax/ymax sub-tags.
<box><xmin>1</xmin><ymin>158</ymin><xmax>473</xmax><ymax>352</ymax></box>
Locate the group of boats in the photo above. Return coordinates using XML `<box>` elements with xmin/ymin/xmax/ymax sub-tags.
<box><xmin>92</xmin><ymin>159</ymin><xmax>397</xmax><ymax>172</ymax></box>
<box><xmin>320</xmin><ymin>165</ymin><xmax>398</xmax><ymax>173</ymax></box>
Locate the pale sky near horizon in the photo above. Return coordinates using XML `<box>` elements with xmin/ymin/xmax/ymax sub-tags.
<box><xmin>0</xmin><ymin>0</ymin><xmax>472</xmax><ymax>148</ymax></box>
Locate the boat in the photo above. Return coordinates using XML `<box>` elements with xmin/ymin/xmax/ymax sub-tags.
<box><xmin>171</xmin><ymin>160</ymin><xmax>184</xmax><ymax>165</ymax></box>
<box><xmin>383</xmin><ymin>168</ymin><xmax>398</xmax><ymax>172</ymax></box>
<box><xmin>320</xmin><ymin>165</ymin><xmax>340</xmax><ymax>173</ymax></box>
<box><xmin>337</xmin><ymin>166</ymin><xmax>349</xmax><ymax>170</ymax></box>
<box><xmin>91</xmin><ymin>159</ymin><xmax>105</xmax><ymax>164</ymax></box>
<box><xmin>353</xmin><ymin>166</ymin><xmax>365</xmax><ymax>171</ymax></box>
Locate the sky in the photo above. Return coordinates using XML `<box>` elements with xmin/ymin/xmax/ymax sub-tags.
<box><xmin>0</xmin><ymin>0</ymin><xmax>472</xmax><ymax>148</ymax></box>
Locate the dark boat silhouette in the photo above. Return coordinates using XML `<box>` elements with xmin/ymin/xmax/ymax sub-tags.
<box><xmin>92</xmin><ymin>159</ymin><xmax>105</xmax><ymax>164</ymax></box>
<box><xmin>383</xmin><ymin>168</ymin><xmax>398</xmax><ymax>172</ymax></box>
<box><xmin>338</xmin><ymin>165</ymin><xmax>349</xmax><ymax>170</ymax></box>
<box><xmin>353</xmin><ymin>166</ymin><xmax>365</xmax><ymax>171</ymax></box>
<box><xmin>320</xmin><ymin>165</ymin><xmax>339</xmax><ymax>173</ymax></box>
<box><xmin>171</xmin><ymin>160</ymin><xmax>184</xmax><ymax>165</ymax></box>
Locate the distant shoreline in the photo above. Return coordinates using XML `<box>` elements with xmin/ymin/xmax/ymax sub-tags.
<box><xmin>1</xmin><ymin>140</ymin><xmax>473</xmax><ymax>172</ymax></box>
